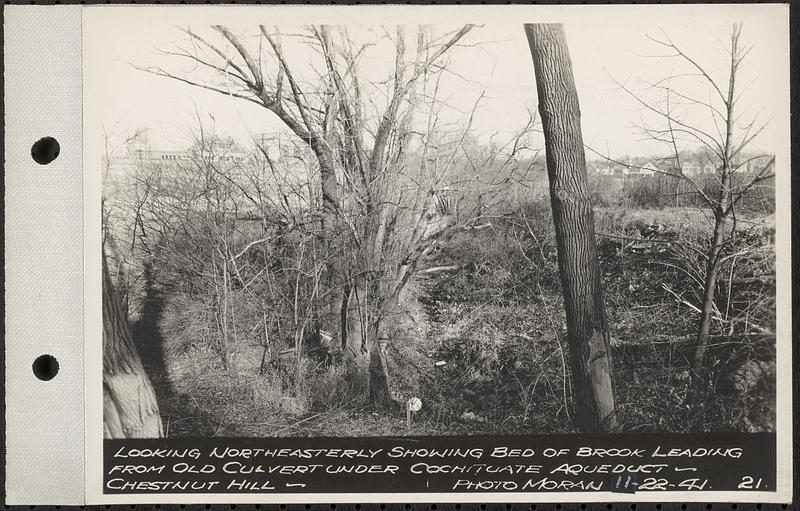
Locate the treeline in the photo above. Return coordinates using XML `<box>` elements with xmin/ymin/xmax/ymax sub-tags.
<box><xmin>588</xmin><ymin>173</ymin><xmax>775</xmax><ymax>212</ymax></box>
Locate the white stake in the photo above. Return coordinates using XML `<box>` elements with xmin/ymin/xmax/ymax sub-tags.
<box><xmin>406</xmin><ymin>397</ymin><xmax>422</xmax><ymax>431</ymax></box>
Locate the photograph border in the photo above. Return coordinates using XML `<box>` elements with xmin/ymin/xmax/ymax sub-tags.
<box><xmin>81</xmin><ymin>3</ymin><xmax>793</xmax><ymax>504</ymax></box>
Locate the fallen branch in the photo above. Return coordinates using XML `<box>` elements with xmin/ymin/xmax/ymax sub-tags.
<box><xmin>661</xmin><ymin>283</ymin><xmax>758</xmax><ymax>329</ymax></box>
<box><xmin>661</xmin><ymin>283</ymin><xmax>701</xmax><ymax>313</ymax></box>
<box><xmin>597</xmin><ymin>231</ymin><xmax>671</xmax><ymax>244</ymax></box>
<box><xmin>729</xmin><ymin>275</ymin><xmax>775</xmax><ymax>285</ymax></box>
<box><xmin>230</xmin><ymin>237</ymin><xmax>272</xmax><ymax>262</ymax></box>
<box><xmin>464</xmin><ymin>222</ymin><xmax>493</xmax><ymax>230</ymax></box>
<box><xmin>597</xmin><ymin>231</ymin><xmax>708</xmax><ymax>258</ymax></box>
<box><xmin>418</xmin><ymin>265</ymin><xmax>461</xmax><ymax>275</ymax></box>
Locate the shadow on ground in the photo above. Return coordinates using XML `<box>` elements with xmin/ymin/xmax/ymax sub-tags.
<box><xmin>132</xmin><ymin>260</ymin><xmax>218</xmax><ymax>437</ymax></box>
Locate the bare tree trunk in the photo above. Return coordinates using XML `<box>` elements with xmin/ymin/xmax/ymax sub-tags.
<box><xmin>104</xmin><ymin>230</ymin><xmax>130</xmax><ymax>316</ymax></box>
<box><xmin>689</xmin><ymin>175</ymin><xmax>731</xmax><ymax>418</ymax></box>
<box><xmin>222</xmin><ymin>258</ymin><xmax>230</xmax><ymax>370</ymax></box>
<box><xmin>692</xmin><ymin>211</ymin><xmax>728</xmax><ymax>372</ymax></box>
<box><xmin>342</xmin><ymin>282</ymin><xmax>367</xmax><ymax>361</ymax></box>
<box><xmin>103</xmin><ymin>255</ymin><xmax>164</xmax><ymax>438</ymax></box>
<box><xmin>344</xmin><ymin>278</ymin><xmax>395</xmax><ymax>406</ymax></box>
<box><xmin>690</xmin><ymin>26</ymin><xmax>739</xmax><ymax>411</ymax></box>
<box><xmin>259</xmin><ymin>311</ymin><xmax>272</xmax><ymax>376</ymax></box>
<box><xmin>367</xmin><ymin>323</ymin><xmax>393</xmax><ymax>406</ymax></box>
<box><xmin>525</xmin><ymin>23</ymin><xmax>618</xmax><ymax>433</ymax></box>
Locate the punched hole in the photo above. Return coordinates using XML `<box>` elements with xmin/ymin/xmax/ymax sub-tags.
<box><xmin>31</xmin><ymin>136</ymin><xmax>60</xmax><ymax>165</ymax></box>
<box><xmin>32</xmin><ymin>354</ymin><xmax>59</xmax><ymax>381</ymax></box>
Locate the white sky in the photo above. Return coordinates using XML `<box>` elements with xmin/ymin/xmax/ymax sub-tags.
<box><xmin>87</xmin><ymin>4</ymin><xmax>789</xmax><ymax>159</ymax></box>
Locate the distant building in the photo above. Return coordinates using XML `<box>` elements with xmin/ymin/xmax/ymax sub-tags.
<box><xmin>640</xmin><ymin>163</ymin><xmax>656</xmax><ymax>176</ymax></box>
<box><xmin>256</xmin><ymin>132</ymin><xmax>307</xmax><ymax>160</ymax></box>
<box><xmin>106</xmin><ymin>131</ymin><xmax>304</xmax><ymax>181</ymax></box>
<box><xmin>586</xmin><ymin>154</ymin><xmax>762</xmax><ymax>181</ymax></box>
<box><xmin>655</xmin><ymin>156</ymin><xmax>681</xmax><ymax>175</ymax></box>
<box><xmin>589</xmin><ymin>162</ymin><xmax>614</xmax><ymax>176</ymax></box>
<box><xmin>596</xmin><ymin>164</ymin><xmax>614</xmax><ymax>176</ymax></box>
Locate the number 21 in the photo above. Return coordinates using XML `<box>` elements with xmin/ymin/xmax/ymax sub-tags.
<box><xmin>738</xmin><ymin>476</ymin><xmax>764</xmax><ymax>490</ymax></box>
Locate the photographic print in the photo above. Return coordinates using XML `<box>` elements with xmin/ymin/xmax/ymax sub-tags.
<box><xmin>83</xmin><ymin>4</ymin><xmax>791</xmax><ymax>502</ymax></box>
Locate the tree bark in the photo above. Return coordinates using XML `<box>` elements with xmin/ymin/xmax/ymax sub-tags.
<box><xmin>103</xmin><ymin>254</ymin><xmax>164</xmax><ymax>438</ymax></box>
<box><xmin>368</xmin><ymin>332</ymin><xmax>393</xmax><ymax>406</ymax></box>
<box><xmin>342</xmin><ymin>281</ymin><xmax>368</xmax><ymax>361</ymax></box>
<box><xmin>525</xmin><ymin>23</ymin><xmax>618</xmax><ymax>433</ymax></box>
<box><xmin>691</xmin><ymin>210</ymin><xmax>728</xmax><ymax>374</ymax></box>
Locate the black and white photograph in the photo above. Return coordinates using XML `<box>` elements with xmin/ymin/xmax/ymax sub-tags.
<box><xmin>95</xmin><ymin>6</ymin><xmax>787</xmax><ymax>444</ymax></box>
<box><xmin>1</xmin><ymin>3</ymin><xmax>792</xmax><ymax>505</ymax></box>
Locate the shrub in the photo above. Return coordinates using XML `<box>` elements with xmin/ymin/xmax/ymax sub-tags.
<box><xmin>158</xmin><ymin>293</ymin><xmax>216</xmax><ymax>360</ymax></box>
<box><xmin>624</xmin><ymin>175</ymin><xmax>664</xmax><ymax>208</ymax></box>
<box><xmin>307</xmin><ymin>363</ymin><xmax>368</xmax><ymax>411</ymax></box>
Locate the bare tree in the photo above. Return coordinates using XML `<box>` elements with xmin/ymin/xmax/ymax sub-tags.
<box><xmin>525</xmin><ymin>23</ymin><xmax>618</xmax><ymax>433</ymax></box>
<box><xmin>614</xmin><ymin>24</ymin><xmax>775</xmax><ymax>411</ymax></box>
<box><xmin>135</xmin><ymin>25</ymin><xmax>540</xmax><ymax>403</ymax></box>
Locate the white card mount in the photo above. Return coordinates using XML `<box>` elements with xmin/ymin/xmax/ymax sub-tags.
<box><xmin>4</xmin><ymin>5</ymin><xmax>85</xmax><ymax>505</ymax></box>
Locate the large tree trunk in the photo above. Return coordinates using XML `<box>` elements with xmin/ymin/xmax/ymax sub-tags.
<box><xmin>367</xmin><ymin>321</ymin><xmax>393</xmax><ymax>406</ymax></box>
<box><xmin>344</xmin><ymin>277</ymin><xmax>395</xmax><ymax>406</ymax></box>
<box><xmin>525</xmin><ymin>23</ymin><xmax>618</xmax><ymax>433</ymax></box>
<box><xmin>103</xmin><ymin>255</ymin><xmax>164</xmax><ymax>438</ymax></box>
